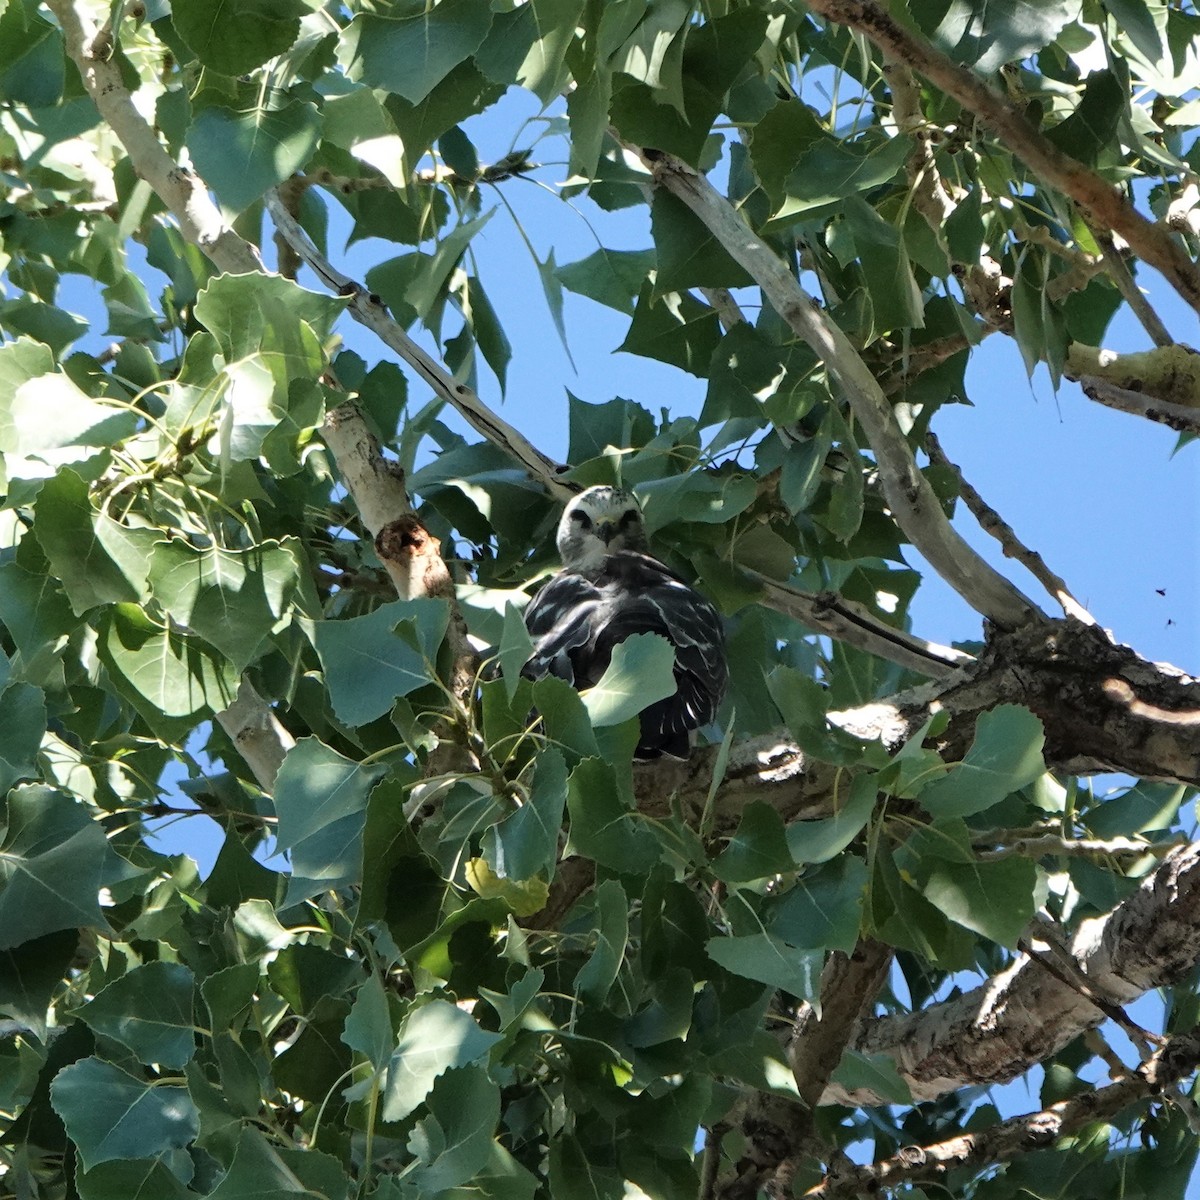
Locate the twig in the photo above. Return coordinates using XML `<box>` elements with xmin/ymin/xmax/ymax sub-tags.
<box><xmin>805</xmin><ymin>1027</ymin><xmax>1200</xmax><ymax>1199</ymax></box>
<box><xmin>1076</xmin><ymin>376</ymin><xmax>1200</xmax><ymax>435</ymax></box>
<box><xmin>805</xmin><ymin>0</ymin><xmax>1200</xmax><ymax>323</ymax></box>
<box><xmin>1017</xmin><ymin>932</ymin><xmax>1164</xmax><ymax>1052</ymax></box>
<box><xmin>924</xmin><ymin>432</ymin><xmax>1095</xmax><ymax>624</ymax></box>
<box><xmin>747</xmin><ymin>572</ymin><xmax>973</xmax><ymax>677</ymax></box>
<box><xmin>701</xmin><ymin>286</ymin><xmax>748</xmax><ymax>332</ymax></box>
<box><xmin>1094</xmin><ymin>232</ymin><xmax>1174</xmax><ymax>348</ymax></box>
<box><xmin>264</xmin><ymin>189</ymin><xmax>572</xmax><ymax>500</ymax></box>
<box><xmin>635</xmin><ymin>147</ymin><xmax>1042</xmax><ymax>630</ymax></box>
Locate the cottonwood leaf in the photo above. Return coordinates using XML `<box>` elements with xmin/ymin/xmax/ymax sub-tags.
<box><xmin>918</xmin><ymin>705</ymin><xmax>1045</xmax><ymax>818</ymax></box>
<box><xmin>582</xmin><ymin>632</ymin><xmax>676</xmax><ymax>728</ymax></box>
<box><xmin>381</xmin><ymin>1000</ymin><xmax>501</xmax><ymax>1123</ymax></box>
<box><xmin>76</xmin><ymin>962</ymin><xmax>196</xmax><ymax>1068</ymax></box>
<box><xmin>50</xmin><ymin>1058</ymin><xmax>199</xmax><ymax>1172</ymax></box>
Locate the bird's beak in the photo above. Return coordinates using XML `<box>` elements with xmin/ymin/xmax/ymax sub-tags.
<box><xmin>596</xmin><ymin>521</ymin><xmax>617</xmax><ymax>544</ymax></box>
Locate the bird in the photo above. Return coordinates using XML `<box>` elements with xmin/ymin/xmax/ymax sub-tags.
<box><xmin>521</xmin><ymin>485</ymin><xmax>728</xmax><ymax>759</ymax></box>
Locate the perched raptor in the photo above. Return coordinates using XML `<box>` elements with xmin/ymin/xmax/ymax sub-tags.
<box><xmin>522</xmin><ymin>485</ymin><xmax>728</xmax><ymax>759</ymax></box>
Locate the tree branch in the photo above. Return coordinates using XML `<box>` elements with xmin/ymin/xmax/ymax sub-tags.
<box><xmin>1076</xmin><ymin>377</ymin><xmax>1200</xmax><ymax>435</ymax></box>
<box><xmin>824</xmin><ymin>843</ymin><xmax>1200</xmax><ymax>1106</ymax></box>
<box><xmin>747</xmin><ymin>572</ymin><xmax>974</xmax><ymax>677</ymax></box>
<box><xmin>805</xmin><ymin>0</ymin><xmax>1200</xmax><ymax>323</ymax></box>
<box><xmin>264</xmin><ymin>190</ymin><xmax>572</xmax><ymax>500</ymax></box>
<box><xmin>924</xmin><ymin>433</ymin><xmax>1095</xmax><ymax>624</ymax></box>
<box><xmin>46</xmin><ymin>0</ymin><xmax>261</xmax><ymax>276</ymax></box>
<box><xmin>808</xmin><ymin>1027</ymin><xmax>1200</xmax><ymax>1198</ymax></box>
<box><xmin>635</xmin><ymin>147</ymin><xmax>1042</xmax><ymax>631</ymax></box>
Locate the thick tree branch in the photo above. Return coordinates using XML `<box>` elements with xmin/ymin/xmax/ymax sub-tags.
<box><xmin>809</xmin><ymin>1026</ymin><xmax>1200</xmax><ymax>1198</ymax></box>
<box><xmin>264</xmin><ymin>190</ymin><xmax>571</xmax><ymax>500</ymax></box>
<box><xmin>825</xmin><ymin>843</ymin><xmax>1200</xmax><ymax>1106</ymax></box>
<box><xmin>805</xmin><ymin>0</ymin><xmax>1200</xmax><ymax>323</ymax></box>
<box><xmin>719</xmin><ymin>941</ymin><xmax>895</xmax><ymax>1200</ymax></box>
<box><xmin>636</xmin><ymin>147</ymin><xmax>1042</xmax><ymax>631</ymax></box>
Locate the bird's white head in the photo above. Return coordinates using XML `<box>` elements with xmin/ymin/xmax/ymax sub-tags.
<box><xmin>557</xmin><ymin>485</ymin><xmax>650</xmax><ymax>570</ymax></box>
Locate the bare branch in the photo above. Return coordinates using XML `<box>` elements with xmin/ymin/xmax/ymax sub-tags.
<box><xmin>805</xmin><ymin>0</ymin><xmax>1200</xmax><ymax>322</ymax></box>
<box><xmin>264</xmin><ymin>189</ymin><xmax>572</xmax><ymax>500</ymax></box>
<box><xmin>748</xmin><ymin>572</ymin><xmax>974</xmax><ymax>676</ymax></box>
<box><xmin>924</xmin><ymin>432</ymin><xmax>1095</xmax><ymax>624</ymax></box>
<box><xmin>807</xmin><ymin>1027</ymin><xmax>1200</xmax><ymax>1198</ymax></box>
<box><xmin>701</xmin><ymin>286</ymin><xmax>748</xmax><ymax>331</ymax></box>
<box><xmin>635</xmin><ymin>147</ymin><xmax>1042</xmax><ymax>630</ymax></box>
<box><xmin>1076</xmin><ymin>377</ymin><xmax>1200</xmax><ymax>435</ymax></box>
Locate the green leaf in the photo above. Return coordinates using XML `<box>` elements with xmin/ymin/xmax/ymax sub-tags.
<box><xmin>712</xmin><ymin>803</ymin><xmax>794</xmax><ymax>883</ymax></box>
<box><xmin>185</xmin><ymin>99</ymin><xmax>323</xmax><ymax>218</ymax></box>
<box><xmin>0</xmin><ymin>372</ymin><xmax>137</xmax><ymax>485</ymax></box>
<box><xmin>767</xmin><ymin>855</ymin><xmax>868</xmax><ymax>953</ymax></box>
<box><xmin>342</xmin><ymin>973</ymin><xmax>394</xmax><ymax>1074</ymax></box>
<box><xmin>0</xmin><ymin>785</ymin><xmax>108</xmax><ymax>950</ymax></box>
<box><xmin>921</xmin><ymin>856</ymin><xmax>1039</xmax><ymax>949</ymax></box>
<box><xmin>381</xmin><ymin>999</ymin><xmax>502</xmax><ymax>1123</ymax></box>
<box><xmin>830</xmin><ymin>1049</ymin><xmax>913</xmax><ymax>1104</ymax></box>
<box><xmin>466</xmin><ymin>276</ymin><xmax>512</xmax><ymax>394</ymax></box>
<box><xmin>567</xmin><ymin>392</ymin><xmax>656</xmax><ymax>463</ymax></box>
<box><xmin>33</xmin><ymin>469</ymin><xmax>156</xmax><ymax>615</ymax></box>
<box><xmin>1105</xmin><ymin>0</ymin><xmax>1164</xmax><ymax>62</ymax></box>
<box><xmin>842</xmin><ymin>196</ymin><xmax>925</xmax><ymax>336</ymax></box>
<box><xmin>76</xmin><ymin>962</ymin><xmax>196</xmax><ymax>1068</ymax></box>
<box><xmin>770</xmin><ymin>133</ymin><xmax>912</xmax><ymax>227</ymax></box>
<box><xmin>75</xmin><ymin>1158</ymin><xmax>195</xmax><ymax>1200</ymax></box>
<box><xmin>0</xmin><ymin>928</ymin><xmax>78</xmax><ymax>1040</ymax></box>
<box><xmin>0</xmin><ymin>682</ymin><xmax>45</xmax><ymax>794</ymax></box>
<box><xmin>484</xmin><ymin>748</ymin><xmax>568</xmax><ymax>881</ymax></box>
<box><xmin>618</xmin><ymin>281</ymin><xmax>722</xmax><ymax>376</ymax></box>
<box><xmin>149</xmin><ymin>537</ymin><xmax>302</xmax><ymax>672</ymax></box>
<box><xmin>206</xmin><ymin>1126</ymin><xmax>349</xmax><ymax>1199</ymax></box>
<box><xmin>497</xmin><ymin>601</ymin><xmax>535</xmax><ymax>701</ymax></box>
<box><xmin>581</xmin><ymin>631</ymin><xmax>677</xmax><ymax>728</ymax></box>
<box><xmin>651</xmin><ymin>189</ymin><xmax>752</xmax><ymax>293</ymax></box>
<box><xmin>566</xmin><ymin>758</ymin><xmax>660</xmax><ymax>872</ymax></box>
<box><xmin>313</xmin><ymin>597</ymin><xmax>450</xmax><ymax>726</ymax></box>
<box><xmin>929</xmin><ymin>0</ymin><xmax>1082</xmax><ymax>74</ymax></box>
<box><xmin>574</xmin><ymin>879</ymin><xmax>628</xmax><ymax>1003</ymax></box>
<box><xmin>49</xmin><ymin>1058</ymin><xmax>199</xmax><ymax>1172</ymax></box>
<box><xmin>98</xmin><ymin>603</ymin><xmax>239</xmax><ymax>738</ymax></box>
<box><xmin>1045</xmin><ymin>68</ymin><xmax>1126</xmax><ymax>167</ymax></box>
<box><xmin>787</xmin><ymin>773</ymin><xmax>877</xmax><ymax>864</ymax></box>
<box><xmin>273</xmin><ymin>737</ymin><xmax>387</xmax><ymax>905</ymax></box>
<box><xmin>918</xmin><ymin>705</ymin><xmax>1046</xmax><ymax>818</ymax></box>
<box><xmin>406</xmin><ymin>1064</ymin><xmax>501</xmax><ymax>1194</ymax></box>
<box><xmin>549</xmin><ymin>1135</ymin><xmax>624</xmax><ymax>1200</ymax></box>
<box><xmin>533</xmin><ymin>674</ymin><xmax>601</xmax><ymax>760</ymax></box>
<box><xmin>705</xmin><ymin>932</ymin><xmax>821</xmax><ymax>1001</ymax></box>
<box><xmin>172</xmin><ymin>0</ymin><xmax>308</xmax><ymax>75</ymax></box>
<box><xmin>340</xmin><ymin>0</ymin><xmax>494</xmax><ymax>103</ymax></box>
<box><xmin>556</xmin><ymin>249</ymin><xmax>657</xmax><ymax>316</ymax></box>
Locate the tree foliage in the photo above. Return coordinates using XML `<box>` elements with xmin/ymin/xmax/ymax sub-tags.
<box><xmin>1</xmin><ymin>1</ymin><xmax>1199</xmax><ymax>1198</ymax></box>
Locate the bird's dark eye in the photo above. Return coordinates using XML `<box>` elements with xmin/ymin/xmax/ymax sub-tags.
<box><xmin>619</xmin><ymin>510</ymin><xmax>640</xmax><ymax>528</ymax></box>
<box><xmin>570</xmin><ymin>510</ymin><xmax>592</xmax><ymax>529</ymax></box>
